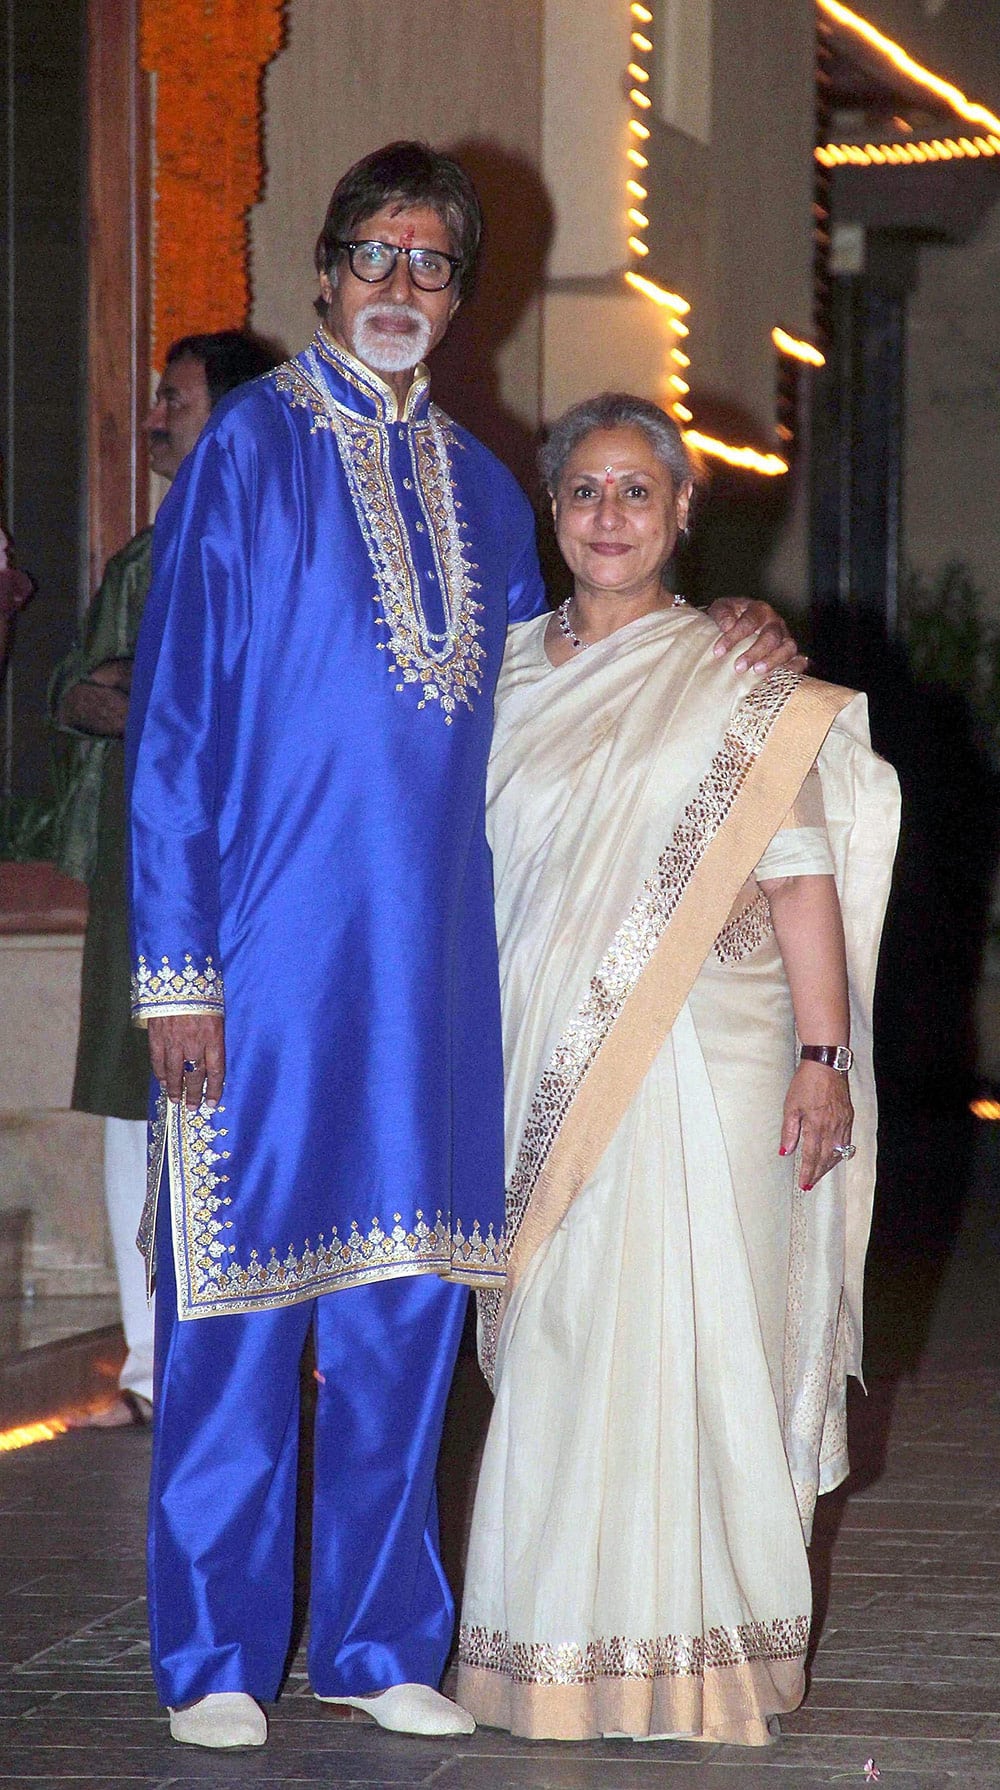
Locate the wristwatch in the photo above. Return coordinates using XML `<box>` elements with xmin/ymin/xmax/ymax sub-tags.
<box><xmin>799</xmin><ymin>1044</ymin><xmax>853</xmax><ymax>1073</ymax></box>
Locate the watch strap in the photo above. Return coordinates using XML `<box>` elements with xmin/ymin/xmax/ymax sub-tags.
<box><xmin>799</xmin><ymin>1043</ymin><xmax>853</xmax><ymax>1073</ymax></box>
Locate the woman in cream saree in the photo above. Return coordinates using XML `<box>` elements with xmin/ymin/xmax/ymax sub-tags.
<box><xmin>456</xmin><ymin>398</ymin><xmax>899</xmax><ymax>1747</ymax></box>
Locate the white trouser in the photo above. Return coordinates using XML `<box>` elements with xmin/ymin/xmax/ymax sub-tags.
<box><xmin>103</xmin><ymin>1116</ymin><xmax>154</xmax><ymax>1405</ymax></box>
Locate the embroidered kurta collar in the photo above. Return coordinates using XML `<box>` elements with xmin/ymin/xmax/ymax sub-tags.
<box><xmin>312</xmin><ymin>326</ymin><xmax>431</xmax><ymax>425</ymax></box>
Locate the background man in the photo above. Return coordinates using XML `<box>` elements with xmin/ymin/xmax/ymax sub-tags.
<box><xmin>51</xmin><ymin>330</ymin><xmax>280</xmax><ymax>1427</ymax></box>
<box><xmin>127</xmin><ymin>142</ymin><xmax>799</xmax><ymax>1753</ymax></box>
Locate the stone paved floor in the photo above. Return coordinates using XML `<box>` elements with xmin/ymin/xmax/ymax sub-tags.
<box><xmin>2</xmin><ymin>1120</ymin><xmax>999</xmax><ymax>1788</ymax></box>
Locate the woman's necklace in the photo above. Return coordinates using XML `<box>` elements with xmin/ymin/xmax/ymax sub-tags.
<box><xmin>557</xmin><ymin>593</ymin><xmax>686</xmax><ymax>653</ymax></box>
<box><xmin>557</xmin><ymin>598</ymin><xmax>586</xmax><ymax>651</ymax></box>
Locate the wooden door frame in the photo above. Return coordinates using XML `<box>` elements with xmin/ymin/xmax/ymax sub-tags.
<box><xmin>86</xmin><ymin>0</ymin><xmax>151</xmax><ymax>591</ymax></box>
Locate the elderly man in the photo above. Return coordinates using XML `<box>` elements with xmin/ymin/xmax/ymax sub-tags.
<box><xmin>128</xmin><ymin>141</ymin><xmax>800</xmax><ymax>1752</ymax></box>
<box><xmin>51</xmin><ymin>331</ymin><xmax>278</xmax><ymax>1427</ymax></box>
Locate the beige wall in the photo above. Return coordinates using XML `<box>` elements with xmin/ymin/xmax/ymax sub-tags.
<box><xmin>538</xmin><ymin>0</ymin><xmax>816</xmax><ymax>606</ymax></box>
<box><xmin>250</xmin><ymin>0</ymin><xmax>545</xmax><ymax>485</ymax></box>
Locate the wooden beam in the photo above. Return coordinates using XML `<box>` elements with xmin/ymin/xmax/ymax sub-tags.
<box><xmin>86</xmin><ymin>0</ymin><xmax>150</xmax><ymax>591</ymax></box>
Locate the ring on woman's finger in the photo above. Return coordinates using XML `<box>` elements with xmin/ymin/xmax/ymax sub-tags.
<box><xmin>832</xmin><ymin>1142</ymin><xmax>856</xmax><ymax>1161</ymax></box>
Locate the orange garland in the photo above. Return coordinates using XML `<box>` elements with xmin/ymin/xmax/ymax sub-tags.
<box><xmin>140</xmin><ymin>0</ymin><xmax>284</xmax><ymax>360</ymax></box>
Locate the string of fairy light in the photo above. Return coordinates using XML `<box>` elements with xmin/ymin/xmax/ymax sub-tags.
<box><xmin>624</xmin><ymin>0</ymin><xmax>1000</xmax><ymax>474</ymax></box>
<box><xmin>816</xmin><ymin>0</ymin><xmax>1000</xmax><ymax>167</ymax></box>
<box><xmin>624</xmin><ymin>2</ymin><xmax>793</xmax><ymax>476</ymax></box>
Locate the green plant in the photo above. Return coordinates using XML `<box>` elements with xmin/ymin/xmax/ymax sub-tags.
<box><xmin>900</xmin><ymin>560</ymin><xmax>1000</xmax><ymax>759</ymax></box>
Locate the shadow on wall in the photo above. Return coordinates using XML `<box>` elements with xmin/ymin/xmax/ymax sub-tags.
<box><xmin>431</xmin><ymin>138</ymin><xmax>554</xmax><ymax>500</ymax></box>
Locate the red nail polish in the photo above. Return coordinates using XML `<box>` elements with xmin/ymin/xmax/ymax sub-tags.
<box><xmin>778</xmin><ymin>1146</ymin><xmax>788</xmax><ymax>1157</ymax></box>
<box><xmin>801</xmin><ymin>1183</ymin><xmax>813</xmax><ymax>1192</ymax></box>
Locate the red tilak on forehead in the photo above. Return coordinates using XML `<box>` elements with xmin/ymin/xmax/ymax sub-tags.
<box><xmin>398</xmin><ymin>224</ymin><xmax>416</xmax><ymax>248</ymax></box>
<box><xmin>604</xmin><ymin>466</ymin><xmax>616</xmax><ymax>484</ymax></box>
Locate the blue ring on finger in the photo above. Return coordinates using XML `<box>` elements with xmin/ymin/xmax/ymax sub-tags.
<box><xmin>183</xmin><ymin>1059</ymin><xmax>197</xmax><ymax>1073</ymax></box>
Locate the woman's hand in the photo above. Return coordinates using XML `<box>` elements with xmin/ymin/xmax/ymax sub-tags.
<box><xmin>779</xmin><ymin>1060</ymin><xmax>853</xmax><ymax>1190</ymax></box>
<box><xmin>706</xmin><ymin>598</ymin><xmax>808</xmax><ymax>674</ymax></box>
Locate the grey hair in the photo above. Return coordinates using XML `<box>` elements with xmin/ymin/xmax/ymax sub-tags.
<box><xmin>540</xmin><ymin>392</ymin><xmax>695</xmax><ymax>495</ymax></box>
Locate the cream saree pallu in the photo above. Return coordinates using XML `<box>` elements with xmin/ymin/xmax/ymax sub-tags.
<box><xmin>457</xmin><ymin>609</ymin><xmax>899</xmax><ymax>1745</ymax></box>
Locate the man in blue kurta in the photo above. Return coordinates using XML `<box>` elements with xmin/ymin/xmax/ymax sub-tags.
<box><xmin>127</xmin><ymin>141</ymin><xmax>798</xmax><ymax>1752</ymax></box>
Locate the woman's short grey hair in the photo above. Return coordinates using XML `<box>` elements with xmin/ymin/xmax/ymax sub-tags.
<box><xmin>540</xmin><ymin>392</ymin><xmax>695</xmax><ymax>495</ymax></box>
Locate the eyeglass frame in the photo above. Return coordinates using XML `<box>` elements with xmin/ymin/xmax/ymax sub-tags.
<box><xmin>334</xmin><ymin>238</ymin><xmax>463</xmax><ymax>292</ymax></box>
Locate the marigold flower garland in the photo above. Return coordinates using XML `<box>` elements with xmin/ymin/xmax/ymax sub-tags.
<box><xmin>140</xmin><ymin>0</ymin><xmax>284</xmax><ymax>358</ymax></box>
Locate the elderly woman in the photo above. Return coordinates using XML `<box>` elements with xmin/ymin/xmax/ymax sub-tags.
<box><xmin>456</xmin><ymin>394</ymin><xmax>899</xmax><ymax>1747</ymax></box>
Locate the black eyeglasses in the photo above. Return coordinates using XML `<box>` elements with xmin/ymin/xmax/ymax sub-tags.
<box><xmin>336</xmin><ymin>239</ymin><xmax>462</xmax><ymax>293</ymax></box>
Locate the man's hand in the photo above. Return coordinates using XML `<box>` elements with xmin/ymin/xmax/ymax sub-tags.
<box><xmin>148</xmin><ymin>1013</ymin><xmax>226</xmax><ymax>1111</ymax></box>
<box><xmin>706</xmin><ymin>598</ymin><xmax>808</xmax><ymax>675</ymax></box>
<box><xmin>60</xmin><ymin>658</ymin><xmax>134</xmax><ymax>736</ymax></box>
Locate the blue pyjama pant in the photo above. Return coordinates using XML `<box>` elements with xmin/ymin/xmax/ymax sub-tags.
<box><xmin>147</xmin><ymin>1191</ymin><xmax>469</xmax><ymax>1708</ymax></box>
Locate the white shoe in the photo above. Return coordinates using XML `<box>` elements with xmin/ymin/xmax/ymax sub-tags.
<box><xmin>315</xmin><ymin>1682</ymin><xmax>475</xmax><ymax>1736</ymax></box>
<box><xmin>168</xmin><ymin>1692</ymin><xmax>267</xmax><ymax>1749</ymax></box>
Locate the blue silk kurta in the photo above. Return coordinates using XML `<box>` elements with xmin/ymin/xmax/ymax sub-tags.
<box><xmin>127</xmin><ymin>329</ymin><xmax>545</xmax><ymax>1320</ymax></box>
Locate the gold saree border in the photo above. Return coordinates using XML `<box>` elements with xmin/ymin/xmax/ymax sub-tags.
<box><xmin>482</xmin><ymin>675</ymin><xmax>853</xmax><ymax>1381</ymax></box>
<box><xmin>457</xmin><ymin>1621</ymin><xmax>808</xmax><ymax>1745</ymax></box>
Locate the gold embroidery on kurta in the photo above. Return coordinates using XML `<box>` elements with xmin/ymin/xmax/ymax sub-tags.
<box><xmin>480</xmin><ymin>671</ymin><xmax>800</xmax><ymax>1378</ymax></box>
<box><xmin>458</xmin><ymin>1615</ymin><xmax>810</xmax><ymax>1683</ymax></box>
<box><xmin>144</xmin><ymin>1093</ymin><xmax>505</xmax><ymax>1316</ymax></box>
<box><xmin>272</xmin><ymin>346</ymin><xmax>484</xmax><ymax>719</ymax></box>
<box><xmin>136</xmin><ymin>1085</ymin><xmax>168</xmax><ymax>1296</ymax></box>
<box><xmin>130</xmin><ymin>952</ymin><xmax>225</xmax><ymax>1022</ymax></box>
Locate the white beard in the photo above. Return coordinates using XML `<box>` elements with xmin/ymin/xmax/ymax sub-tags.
<box><xmin>351</xmin><ymin>302</ymin><xmax>433</xmax><ymax>375</ymax></box>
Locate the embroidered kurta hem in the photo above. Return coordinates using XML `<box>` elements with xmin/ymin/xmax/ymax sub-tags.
<box><xmin>457</xmin><ymin>610</ymin><xmax>900</xmax><ymax>1744</ymax></box>
<box><xmin>127</xmin><ymin>331</ymin><xmax>545</xmax><ymax>1319</ymax></box>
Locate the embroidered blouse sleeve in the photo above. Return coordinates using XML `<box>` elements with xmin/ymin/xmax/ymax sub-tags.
<box><xmin>126</xmin><ymin>427</ymin><xmax>253</xmax><ymax>1026</ymax></box>
<box><xmin>755</xmin><ymin>765</ymin><xmax>835</xmax><ymax>879</ymax></box>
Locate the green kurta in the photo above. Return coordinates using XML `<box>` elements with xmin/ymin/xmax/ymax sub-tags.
<box><xmin>50</xmin><ymin>528</ymin><xmax>154</xmax><ymax>1120</ymax></box>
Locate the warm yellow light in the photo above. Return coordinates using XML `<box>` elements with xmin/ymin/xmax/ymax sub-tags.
<box><xmin>631</xmin><ymin>2</ymin><xmax>653</xmax><ymax>20</ymax></box>
<box><xmin>626</xmin><ymin>179</ymin><xmax>648</xmax><ymax>199</ymax></box>
<box><xmin>670</xmin><ymin>376</ymin><xmax>690</xmax><ymax>394</ymax></box>
<box><xmin>628</xmin><ymin>62</ymin><xmax>650</xmax><ymax>82</ymax></box>
<box><xmin>623</xmin><ymin>270</ymin><xmax>690</xmax><ymax>314</ymax></box>
<box><xmin>630</xmin><ymin>87</ymin><xmax>652</xmax><ymax>108</ymax></box>
<box><xmin>631</xmin><ymin>31</ymin><xmax>653</xmax><ymax>52</ymax></box>
<box><xmin>971</xmin><ymin>1097</ymin><xmax>1000</xmax><ymax>1120</ymax></box>
<box><xmin>627</xmin><ymin>147</ymin><xmax>649</xmax><ymax>167</ymax></box>
<box><xmin>628</xmin><ymin>236</ymin><xmax>650</xmax><ymax>256</ymax></box>
<box><xmin>629</xmin><ymin>119</ymin><xmax>651</xmax><ymax>140</ymax></box>
<box><xmin>817</xmin><ymin>0</ymin><xmax>1000</xmax><ymax>136</ymax></box>
<box><xmin>0</xmin><ymin>1417</ymin><xmax>68</xmax><ymax>1453</ymax></box>
<box><xmin>673</xmin><ymin>404</ymin><xmax>694</xmax><ymax>423</ymax></box>
<box><xmin>671</xmin><ymin>349</ymin><xmax>690</xmax><ymax>367</ymax></box>
<box><xmin>668</xmin><ymin>318</ymin><xmax>689</xmax><ymax>337</ymax></box>
<box><xmin>818</xmin><ymin>133</ymin><xmax>1000</xmax><ymax>166</ymax></box>
<box><xmin>772</xmin><ymin>327</ymin><xmax>825</xmax><ymax>367</ymax></box>
<box><xmin>628</xmin><ymin>207</ymin><xmax>650</xmax><ymax>228</ymax></box>
<box><xmin>684</xmin><ymin>430</ymin><xmax>789</xmax><ymax>476</ymax></box>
